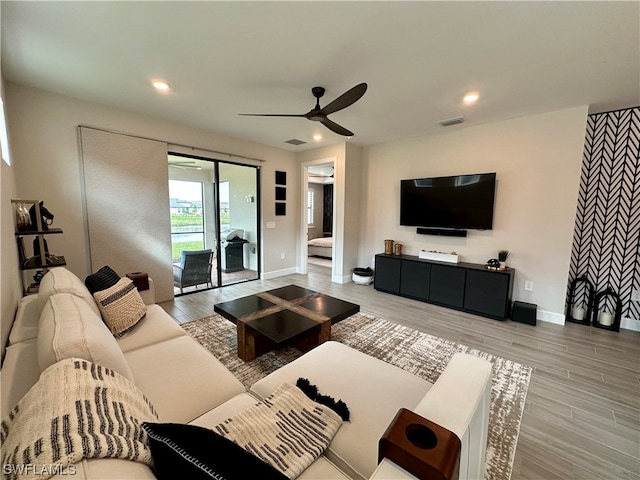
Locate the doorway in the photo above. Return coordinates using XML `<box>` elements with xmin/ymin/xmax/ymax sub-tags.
<box><xmin>169</xmin><ymin>154</ymin><xmax>260</xmax><ymax>295</ymax></box>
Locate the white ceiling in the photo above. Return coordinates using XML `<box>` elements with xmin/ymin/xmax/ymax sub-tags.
<box><xmin>2</xmin><ymin>1</ymin><xmax>638</xmax><ymax>152</ymax></box>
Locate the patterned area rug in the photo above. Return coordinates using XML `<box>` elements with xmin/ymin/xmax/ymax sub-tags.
<box><xmin>182</xmin><ymin>312</ymin><xmax>532</xmax><ymax>480</ymax></box>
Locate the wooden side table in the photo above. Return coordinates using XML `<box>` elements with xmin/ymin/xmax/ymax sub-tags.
<box><xmin>379</xmin><ymin>408</ymin><xmax>461</xmax><ymax>480</ymax></box>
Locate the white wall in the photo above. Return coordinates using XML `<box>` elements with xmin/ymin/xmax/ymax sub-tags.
<box><xmin>5</xmin><ymin>82</ymin><xmax>298</xmax><ymax>284</ymax></box>
<box><xmin>360</xmin><ymin>106</ymin><xmax>589</xmax><ymax>321</ymax></box>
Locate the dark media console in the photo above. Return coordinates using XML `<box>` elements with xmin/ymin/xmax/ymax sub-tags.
<box><xmin>416</xmin><ymin>227</ymin><xmax>467</xmax><ymax>237</ymax></box>
<box><xmin>374</xmin><ymin>253</ymin><xmax>514</xmax><ymax>321</ymax></box>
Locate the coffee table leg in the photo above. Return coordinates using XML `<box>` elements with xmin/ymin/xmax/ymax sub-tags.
<box><xmin>319</xmin><ymin>320</ymin><xmax>331</xmax><ymax>343</ymax></box>
<box><xmin>237</xmin><ymin>323</ymin><xmax>256</xmax><ymax>362</ymax></box>
<box><xmin>293</xmin><ymin>321</ymin><xmax>331</xmax><ymax>353</ymax></box>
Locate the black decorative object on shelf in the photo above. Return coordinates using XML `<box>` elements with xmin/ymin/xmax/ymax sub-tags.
<box><xmin>565</xmin><ymin>275</ymin><xmax>595</xmax><ymax>326</ymax></box>
<box><xmin>592</xmin><ymin>287</ymin><xmax>622</xmax><ymax>332</ymax></box>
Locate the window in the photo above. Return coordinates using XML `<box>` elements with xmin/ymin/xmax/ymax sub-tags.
<box><xmin>1</xmin><ymin>97</ymin><xmax>10</xmax><ymax>165</ymax></box>
<box><xmin>169</xmin><ymin>180</ymin><xmax>204</xmax><ymax>261</ymax></box>
<box><xmin>219</xmin><ymin>181</ymin><xmax>230</xmax><ymax>231</ymax></box>
<box><xmin>307</xmin><ymin>190</ymin><xmax>314</xmax><ymax>225</ymax></box>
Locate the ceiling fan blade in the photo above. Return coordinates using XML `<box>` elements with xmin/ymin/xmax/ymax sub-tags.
<box><xmin>319</xmin><ymin>83</ymin><xmax>367</xmax><ymax>116</ymax></box>
<box><xmin>321</xmin><ymin>118</ymin><xmax>354</xmax><ymax>137</ymax></box>
<box><xmin>238</xmin><ymin>113</ymin><xmax>306</xmax><ymax>117</ymax></box>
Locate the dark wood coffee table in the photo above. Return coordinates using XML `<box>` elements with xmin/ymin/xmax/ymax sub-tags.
<box><xmin>214</xmin><ymin>285</ymin><xmax>360</xmax><ymax>361</ymax></box>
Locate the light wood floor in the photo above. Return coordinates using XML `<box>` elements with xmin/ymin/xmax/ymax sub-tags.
<box><xmin>159</xmin><ymin>264</ymin><xmax>640</xmax><ymax>480</ymax></box>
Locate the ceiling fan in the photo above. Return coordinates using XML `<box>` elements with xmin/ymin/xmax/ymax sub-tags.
<box><xmin>169</xmin><ymin>161</ymin><xmax>201</xmax><ymax>170</ymax></box>
<box><xmin>308</xmin><ymin>165</ymin><xmax>334</xmax><ymax>178</ymax></box>
<box><xmin>240</xmin><ymin>83</ymin><xmax>367</xmax><ymax>137</ymax></box>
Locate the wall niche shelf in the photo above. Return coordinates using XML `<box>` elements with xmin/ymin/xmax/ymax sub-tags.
<box><xmin>12</xmin><ymin>199</ymin><xmax>66</xmax><ymax>294</ymax></box>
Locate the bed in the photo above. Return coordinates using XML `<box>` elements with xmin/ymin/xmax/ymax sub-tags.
<box><xmin>307</xmin><ymin>236</ymin><xmax>333</xmax><ymax>258</ymax></box>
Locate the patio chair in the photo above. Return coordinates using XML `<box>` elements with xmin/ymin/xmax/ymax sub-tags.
<box><xmin>173</xmin><ymin>249</ymin><xmax>214</xmax><ymax>294</ymax></box>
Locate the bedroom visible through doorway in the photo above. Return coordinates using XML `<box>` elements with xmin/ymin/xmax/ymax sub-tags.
<box><xmin>306</xmin><ymin>162</ymin><xmax>334</xmax><ymax>276</ymax></box>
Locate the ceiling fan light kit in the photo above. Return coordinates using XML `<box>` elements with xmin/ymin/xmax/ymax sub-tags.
<box><xmin>240</xmin><ymin>83</ymin><xmax>367</xmax><ymax>137</ymax></box>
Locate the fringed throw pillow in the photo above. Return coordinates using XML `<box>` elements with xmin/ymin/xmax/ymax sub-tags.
<box><xmin>93</xmin><ymin>277</ymin><xmax>146</xmax><ymax>336</ymax></box>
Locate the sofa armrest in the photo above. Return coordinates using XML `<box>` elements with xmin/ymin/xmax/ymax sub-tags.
<box><xmin>370</xmin><ymin>353</ymin><xmax>492</xmax><ymax>480</ymax></box>
<box><xmin>138</xmin><ymin>278</ymin><xmax>156</xmax><ymax>305</ymax></box>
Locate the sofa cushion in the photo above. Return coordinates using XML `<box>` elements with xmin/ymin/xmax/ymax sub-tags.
<box><xmin>143</xmin><ymin>422</ymin><xmax>288</xmax><ymax>480</ymax></box>
<box><xmin>116</xmin><ymin>304</ymin><xmax>186</xmax><ymax>353</ymax></box>
<box><xmin>8</xmin><ymin>295</ymin><xmax>40</xmax><ymax>344</ymax></box>
<box><xmin>84</xmin><ymin>265</ymin><xmax>121</xmax><ymax>294</ymax></box>
<box><xmin>37</xmin><ymin>293</ymin><xmax>135</xmax><ymax>381</ymax></box>
<box><xmin>93</xmin><ymin>277</ymin><xmax>147</xmax><ymax>336</ymax></box>
<box><xmin>1</xmin><ymin>339</ymin><xmax>40</xmax><ymax>417</ymax></box>
<box><xmin>124</xmin><ymin>336</ymin><xmax>245</xmax><ymax>423</ymax></box>
<box><xmin>38</xmin><ymin>267</ymin><xmax>101</xmax><ymax>318</ymax></box>
<box><xmin>49</xmin><ymin>458</ymin><xmax>156</xmax><ymax>480</ymax></box>
<box><xmin>250</xmin><ymin>341</ymin><xmax>432</xmax><ymax>480</ymax></box>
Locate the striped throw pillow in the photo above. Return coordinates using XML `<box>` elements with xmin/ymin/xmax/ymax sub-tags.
<box><xmin>93</xmin><ymin>277</ymin><xmax>147</xmax><ymax>336</ymax></box>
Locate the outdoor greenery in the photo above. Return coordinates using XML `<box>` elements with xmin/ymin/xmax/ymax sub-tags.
<box><xmin>170</xmin><ymin>210</ymin><xmax>230</xmax><ymax>227</ymax></box>
<box><xmin>172</xmin><ymin>241</ymin><xmax>205</xmax><ymax>261</ymax></box>
<box><xmin>170</xmin><ymin>210</ymin><xmax>231</xmax><ymax>261</ymax></box>
<box><xmin>171</xmin><ymin>213</ymin><xmax>203</xmax><ymax>226</ymax></box>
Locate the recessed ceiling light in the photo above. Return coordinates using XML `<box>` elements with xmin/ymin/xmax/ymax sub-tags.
<box><xmin>152</xmin><ymin>80</ymin><xmax>171</xmax><ymax>91</ymax></box>
<box><xmin>463</xmin><ymin>92</ymin><xmax>479</xmax><ymax>104</ymax></box>
<box><xmin>313</xmin><ymin>134</ymin><xmax>322</xmax><ymax>141</ymax></box>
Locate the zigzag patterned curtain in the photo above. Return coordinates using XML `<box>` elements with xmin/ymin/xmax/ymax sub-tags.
<box><xmin>568</xmin><ymin>107</ymin><xmax>640</xmax><ymax>321</ymax></box>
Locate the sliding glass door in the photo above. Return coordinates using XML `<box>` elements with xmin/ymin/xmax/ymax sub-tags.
<box><xmin>169</xmin><ymin>154</ymin><xmax>260</xmax><ymax>295</ymax></box>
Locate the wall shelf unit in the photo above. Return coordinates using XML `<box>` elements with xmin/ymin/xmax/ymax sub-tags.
<box><xmin>12</xmin><ymin>199</ymin><xmax>66</xmax><ymax>294</ymax></box>
<box><xmin>374</xmin><ymin>253</ymin><xmax>515</xmax><ymax>321</ymax></box>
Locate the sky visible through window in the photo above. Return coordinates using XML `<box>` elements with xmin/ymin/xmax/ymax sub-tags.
<box><xmin>169</xmin><ymin>180</ymin><xmax>229</xmax><ymax>203</ymax></box>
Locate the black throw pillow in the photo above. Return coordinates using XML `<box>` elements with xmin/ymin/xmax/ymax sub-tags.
<box><xmin>84</xmin><ymin>265</ymin><xmax>121</xmax><ymax>294</ymax></box>
<box><xmin>142</xmin><ymin>422</ymin><xmax>288</xmax><ymax>480</ymax></box>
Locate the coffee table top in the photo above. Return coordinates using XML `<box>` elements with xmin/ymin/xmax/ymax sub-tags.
<box><xmin>214</xmin><ymin>285</ymin><xmax>360</xmax><ymax>347</ymax></box>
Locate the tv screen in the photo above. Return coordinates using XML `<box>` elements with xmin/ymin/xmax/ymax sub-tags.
<box><xmin>400</xmin><ymin>173</ymin><xmax>496</xmax><ymax>230</ymax></box>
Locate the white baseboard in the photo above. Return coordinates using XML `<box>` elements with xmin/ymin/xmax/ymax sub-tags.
<box><xmin>536</xmin><ymin>309</ymin><xmax>566</xmax><ymax>325</ymax></box>
<box><xmin>621</xmin><ymin>317</ymin><xmax>640</xmax><ymax>332</ymax></box>
<box><xmin>535</xmin><ymin>309</ymin><xmax>640</xmax><ymax>332</ymax></box>
<box><xmin>262</xmin><ymin>267</ymin><xmax>297</xmax><ymax>280</ymax></box>
<box><xmin>332</xmin><ymin>274</ymin><xmax>352</xmax><ymax>284</ymax></box>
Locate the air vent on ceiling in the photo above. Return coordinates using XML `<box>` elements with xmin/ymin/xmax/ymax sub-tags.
<box><xmin>437</xmin><ymin>116</ymin><xmax>464</xmax><ymax>127</ymax></box>
<box><xmin>285</xmin><ymin>138</ymin><xmax>307</xmax><ymax>145</ymax></box>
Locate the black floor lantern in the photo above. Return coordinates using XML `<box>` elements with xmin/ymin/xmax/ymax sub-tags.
<box><xmin>565</xmin><ymin>275</ymin><xmax>594</xmax><ymax>326</ymax></box>
<box><xmin>592</xmin><ymin>287</ymin><xmax>622</xmax><ymax>332</ymax></box>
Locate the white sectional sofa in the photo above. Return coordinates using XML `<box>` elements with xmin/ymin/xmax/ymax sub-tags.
<box><xmin>1</xmin><ymin>267</ymin><xmax>492</xmax><ymax>480</ymax></box>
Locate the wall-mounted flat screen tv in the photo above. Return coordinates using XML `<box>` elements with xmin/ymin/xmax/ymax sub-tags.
<box><xmin>400</xmin><ymin>173</ymin><xmax>496</xmax><ymax>230</ymax></box>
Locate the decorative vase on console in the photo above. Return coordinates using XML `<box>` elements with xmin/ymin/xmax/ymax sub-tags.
<box><xmin>498</xmin><ymin>250</ymin><xmax>510</xmax><ymax>269</ymax></box>
<box><xmin>384</xmin><ymin>239</ymin><xmax>394</xmax><ymax>255</ymax></box>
